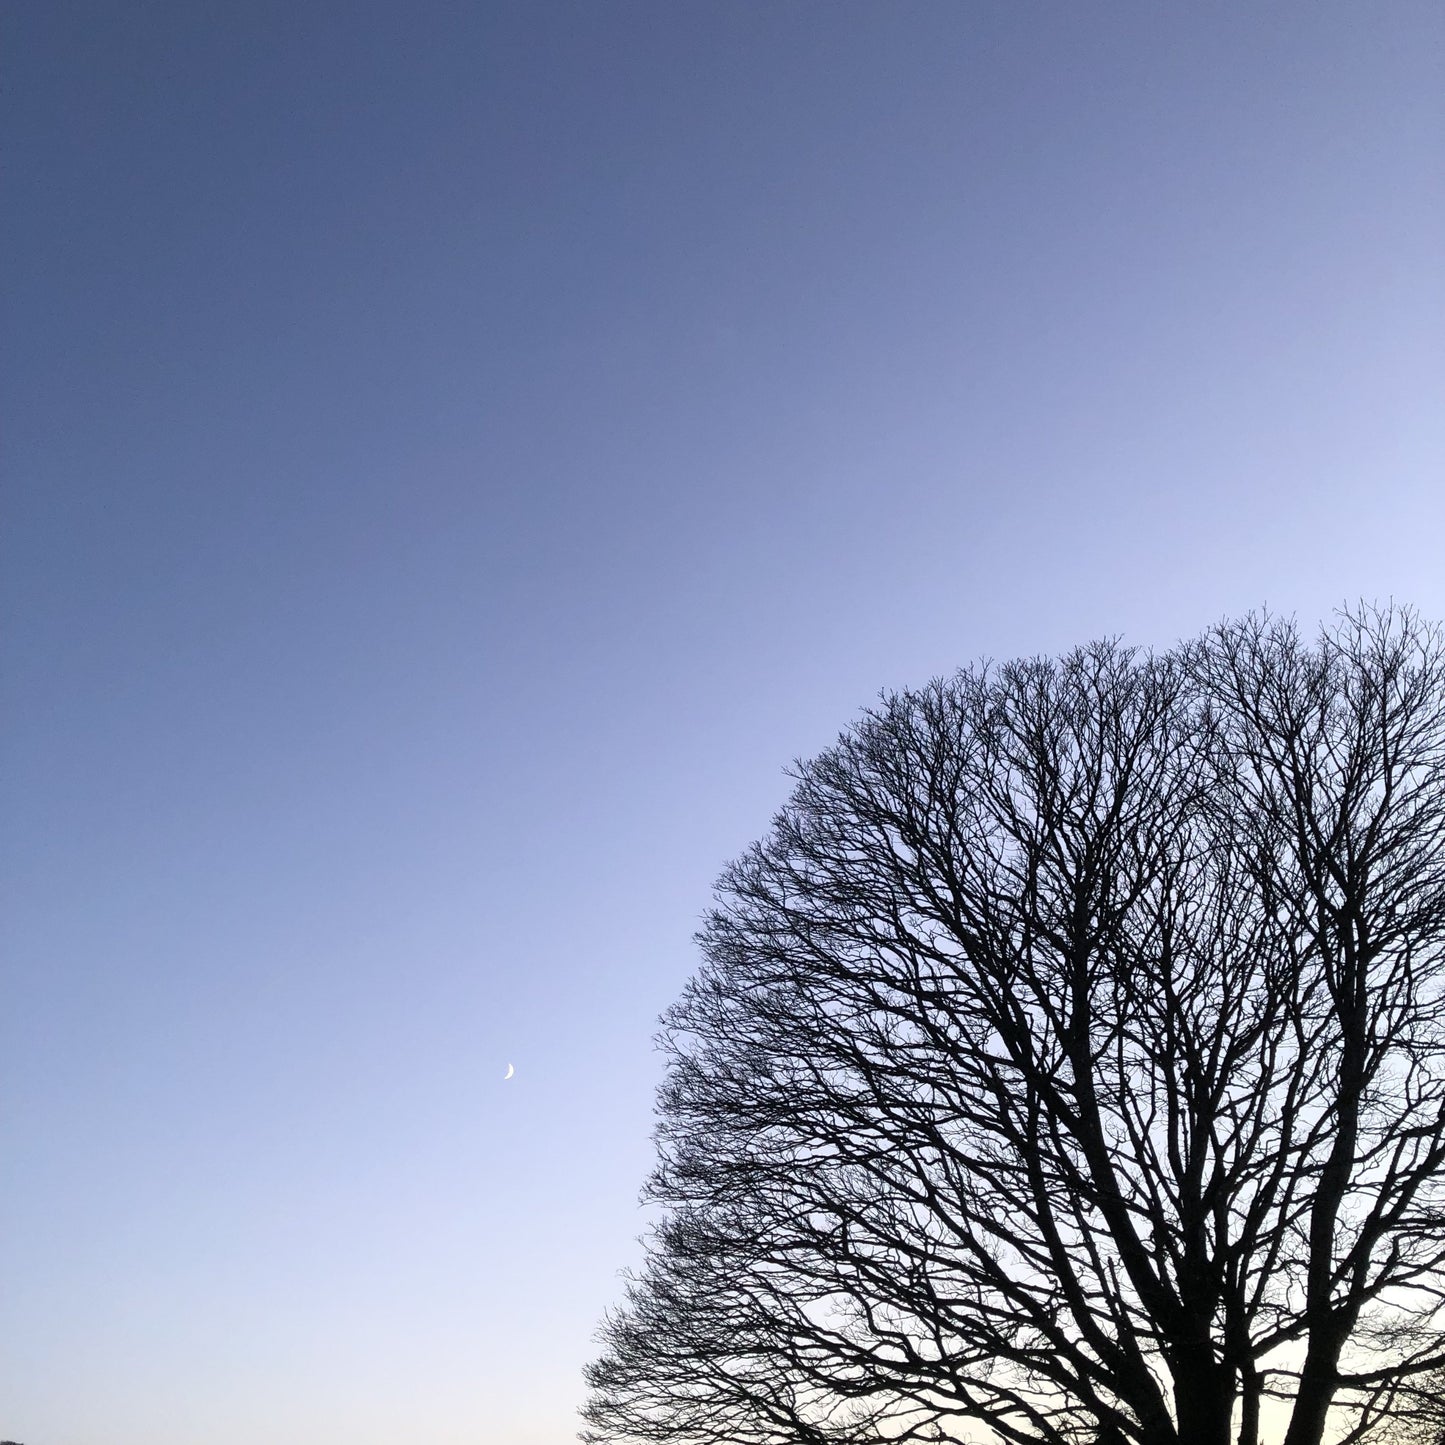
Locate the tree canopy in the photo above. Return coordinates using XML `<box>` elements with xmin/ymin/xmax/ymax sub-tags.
<box><xmin>583</xmin><ymin>609</ymin><xmax>1445</xmax><ymax>1445</ymax></box>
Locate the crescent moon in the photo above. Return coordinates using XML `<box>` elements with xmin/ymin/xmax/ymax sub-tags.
<box><xmin>503</xmin><ymin>1063</ymin><xmax>514</xmax><ymax>1080</ymax></box>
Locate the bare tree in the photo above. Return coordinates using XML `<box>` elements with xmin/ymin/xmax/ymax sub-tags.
<box><xmin>583</xmin><ymin>609</ymin><xmax>1445</xmax><ymax>1445</ymax></box>
<box><xmin>1384</xmin><ymin>1367</ymin><xmax>1445</xmax><ymax>1445</ymax></box>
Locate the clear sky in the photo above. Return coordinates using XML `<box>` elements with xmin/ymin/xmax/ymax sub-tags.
<box><xmin>2</xmin><ymin>5</ymin><xmax>1441</xmax><ymax>1443</ymax></box>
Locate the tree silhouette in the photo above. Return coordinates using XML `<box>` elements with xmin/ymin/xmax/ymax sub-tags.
<box><xmin>583</xmin><ymin>609</ymin><xmax>1445</xmax><ymax>1445</ymax></box>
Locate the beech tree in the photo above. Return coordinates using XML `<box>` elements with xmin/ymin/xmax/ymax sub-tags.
<box><xmin>583</xmin><ymin>609</ymin><xmax>1445</xmax><ymax>1445</ymax></box>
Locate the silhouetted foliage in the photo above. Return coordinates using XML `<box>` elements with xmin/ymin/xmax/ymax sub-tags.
<box><xmin>584</xmin><ymin>609</ymin><xmax>1445</xmax><ymax>1445</ymax></box>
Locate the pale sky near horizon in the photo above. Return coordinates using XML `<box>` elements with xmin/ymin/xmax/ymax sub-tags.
<box><xmin>2</xmin><ymin>5</ymin><xmax>1442</xmax><ymax>1444</ymax></box>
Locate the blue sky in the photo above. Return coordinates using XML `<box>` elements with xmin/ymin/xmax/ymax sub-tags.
<box><xmin>2</xmin><ymin>5</ymin><xmax>1442</xmax><ymax>1442</ymax></box>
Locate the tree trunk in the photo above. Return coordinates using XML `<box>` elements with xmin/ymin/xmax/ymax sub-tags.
<box><xmin>1282</xmin><ymin>1349</ymin><xmax>1341</xmax><ymax>1445</ymax></box>
<box><xmin>1173</xmin><ymin>1363</ymin><xmax>1233</xmax><ymax>1445</ymax></box>
<box><xmin>1236</xmin><ymin>1360</ymin><xmax>1261</xmax><ymax>1445</ymax></box>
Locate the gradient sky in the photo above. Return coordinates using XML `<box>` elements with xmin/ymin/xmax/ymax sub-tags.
<box><xmin>2</xmin><ymin>5</ymin><xmax>1442</xmax><ymax>1443</ymax></box>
